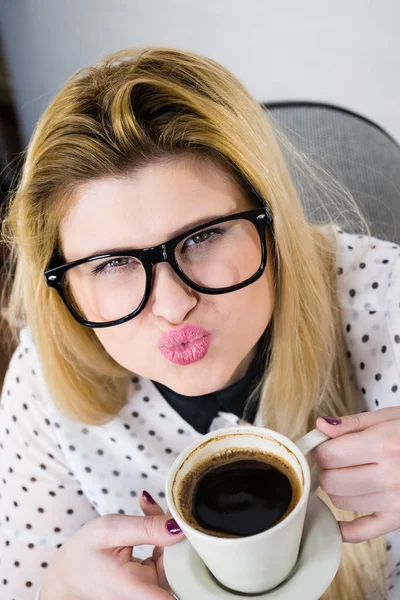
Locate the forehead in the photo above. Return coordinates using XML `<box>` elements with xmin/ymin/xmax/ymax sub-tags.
<box><xmin>60</xmin><ymin>156</ymin><xmax>250</xmax><ymax>261</ymax></box>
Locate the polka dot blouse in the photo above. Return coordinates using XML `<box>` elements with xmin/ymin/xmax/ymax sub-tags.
<box><xmin>0</xmin><ymin>226</ymin><xmax>399</xmax><ymax>600</ymax></box>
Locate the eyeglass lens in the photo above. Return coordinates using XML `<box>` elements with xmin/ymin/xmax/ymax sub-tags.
<box><xmin>63</xmin><ymin>218</ymin><xmax>263</xmax><ymax>324</ymax></box>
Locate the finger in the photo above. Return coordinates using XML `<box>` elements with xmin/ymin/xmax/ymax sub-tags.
<box><xmin>329</xmin><ymin>491</ymin><xmax>400</xmax><ymax>513</ymax></box>
<box><xmin>153</xmin><ymin>542</ymin><xmax>164</xmax><ymax>564</ymax></box>
<box><xmin>134</xmin><ymin>582</ymin><xmax>174</xmax><ymax>599</ymax></box>
<box><xmin>313</xmin><ymin>429</ymin><xmax>380</xmax><ymax>469</ymax></box>
<box><xmin>120</xmin><ymin>559</ymin><xmax>173</xmax><ymax>599</ymax></box>
<box><xmin>152</xmin><ymin>514</ymin><xmax>174</xmax><ymax>564</ymax></box>
<box><xmin>139</xmin><ymin>492</ymin><xmax>174</xmax><ymax>564</ymax></box>
<box><xmin>339</xmin><ymin>512</ymin><xmax>400</xmax><ymax>543</ymax></box>
<box><xmin>113</xmin><ymin>546</ymin><xmax>136</xmax><ymax>562</ymax></box>
<box><xmin>140</xmin><ymin>491</ymin><xmax>165</xmax><ymax>517</ymax></box>
<box><xmin>92</xmin><ymin>513</ymin><xmax>184</xmax><ymax>549</ymax></box>
<box><xmin>319</xmin><ymin>464</ymin><xmax>383</xmax><ymax>496</ymax></box>
<box><xmin>139</xmin><ymin>492</ymin><xmax>175</xmax><ymax>564</ymax></box>
<box><xmin>156</xmin><ymin>552</ymin><xmax>172</xmax><ymax>592</ymax></box>
<box><xmin>316</xmin><ymin>407</ymin><xmax>400</xmax><ymax>438</ymax></box>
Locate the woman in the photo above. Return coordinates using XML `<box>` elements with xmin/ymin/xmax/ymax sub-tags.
<box><xmin>0</xmin><ymin>46</ymin><xmax>399</xmax><ymax>600</ymax></box>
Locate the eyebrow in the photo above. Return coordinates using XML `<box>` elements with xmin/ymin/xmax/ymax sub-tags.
<box><xmin>86</xmin><ymin>209</ymin><xmax>237</xmax><ymax>257</ymax></box>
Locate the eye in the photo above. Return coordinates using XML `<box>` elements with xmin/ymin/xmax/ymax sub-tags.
<box><xmin>108</xmin><ymin>257</ymin><xmax>131</xmax><ymax>268</ymax></box>
<box><xmin>92</xmin><ymin>256</ymin><xmax>140</xmax><ymax>275</ymax></box>
<box><xmin>183</xmin><ymin>228</ymin><xmax>223</xmax><ymax>249</ymax></box>
<box><xmin>185</xmin><ymin>231</ymin><xmax>211</xmax><ymax>247</ymax></box>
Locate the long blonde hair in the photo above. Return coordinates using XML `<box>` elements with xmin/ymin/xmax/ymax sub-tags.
<box><xmin>1</xmin><ymin>46</ymin><xmax>387</xmax><ymax>598</ymax></box>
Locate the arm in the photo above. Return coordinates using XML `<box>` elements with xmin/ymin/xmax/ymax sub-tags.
<box><xmin>387</xmin><ymin>251</ymin><xmax>400</xmax><ymax>374</ymax></box>
<box><xmin>0</xmin><ymin>334</ymin><xmax>99</xmax><ymax>599</ymax></box>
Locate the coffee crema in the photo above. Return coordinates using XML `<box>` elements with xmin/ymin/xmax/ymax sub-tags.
<box><xmin>177</xmin><ymin>448</ymin><xmax>302</xmax><ymax>538</ymax></box>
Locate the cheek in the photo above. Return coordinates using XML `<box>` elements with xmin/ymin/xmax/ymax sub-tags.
<box><xmin>93</xmin><ymin>318</ymin><xmax>145</xmax><ymax>369</ymax></box>
<box><xmin>92</xmin><ymin>265</ymin><xmax>274</xmax><ymax>375</ymax></box>
<box><xmin>239</xmin><ymin>267</ymin><xmax>274</xmax><ymax>316</ymax></box>
<box><xmin>255</xmin><ymin>283</ymin><xmax>274</xmax><ymax>330</ymax></box>
<box><xmin>215</xmin><ymin>266</ymin><xmax>274</xmax><ymax>333</ymax></box>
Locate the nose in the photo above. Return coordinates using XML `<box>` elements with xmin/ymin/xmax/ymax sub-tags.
<box><xmin>150</xmin><ymin>263</ymin><xmax>198</xmax><ymax>324</ymax></box>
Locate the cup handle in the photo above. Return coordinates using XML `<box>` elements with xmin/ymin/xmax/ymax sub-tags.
<box><xmin>295</xmin><ymin>428</ymin><xmax>330</xmax><ymax>495</ymax></box>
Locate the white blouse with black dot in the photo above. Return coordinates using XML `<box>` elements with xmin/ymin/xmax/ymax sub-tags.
<box><xmin>0</xmin><ymin>226</ymin><xmax>399</xmax><ymax>600</ymax></box>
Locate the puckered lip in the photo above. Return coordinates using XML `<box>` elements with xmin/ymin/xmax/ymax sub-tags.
<box><xmin>158</xmin><ymin>324</ymin><xmax>212</xmax><ymax>348</ymax></box>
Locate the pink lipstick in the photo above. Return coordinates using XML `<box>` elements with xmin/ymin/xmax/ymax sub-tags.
<box><xmin>158</xmin><ymin>324</ymin><xmax>212</xmax><ymax>366</ymax></box>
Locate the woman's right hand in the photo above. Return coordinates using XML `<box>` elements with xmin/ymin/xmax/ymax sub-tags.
<box><xmin>40</xmin><ymin>491</ymin><xmax>185</xmax><ymax>600</ymax></box>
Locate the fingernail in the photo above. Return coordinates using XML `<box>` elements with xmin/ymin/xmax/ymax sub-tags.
<box><xmin>166</xmin><ymin>518</ymin><xmax>182</xmax><ymax>535</ymax></box>
<box><xmin>321</xmin><ymin>416</ymin><xmax>342</xmax><ymax>425</ymax></box>
<box><xmin>142</xmin><ymin>490</ymin><xmax>156</xmax><ymax>504</ymax></box>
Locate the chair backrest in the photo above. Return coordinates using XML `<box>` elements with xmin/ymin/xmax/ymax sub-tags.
<box><xmin>265</xmin><ymin>102</ymin><xmax>400</xmax><ymax>244</ymax></box>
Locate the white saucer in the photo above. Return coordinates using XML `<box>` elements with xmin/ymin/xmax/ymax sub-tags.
<box><xmin>164</xmin><ymin>495</ymin><xmax>342</xmax><ymax>600</ymax></box>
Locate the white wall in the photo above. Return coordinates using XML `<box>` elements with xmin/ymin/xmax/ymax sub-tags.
<box><xmin>1</xmin><ymin>0</ymin><xmax>399</xmax><ymax>145</ymax></box>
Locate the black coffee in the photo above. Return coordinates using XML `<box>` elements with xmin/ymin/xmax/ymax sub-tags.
<box><xmin>177</xmin><ymin>449</ymin><xmax>301</xmax><ymax>538</ymax></box>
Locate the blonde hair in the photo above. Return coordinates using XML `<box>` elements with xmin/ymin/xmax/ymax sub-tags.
<box><xmin>1</xmin><ymin>46</ymin><xmax>387</xmax><ymax>598</ymax></box>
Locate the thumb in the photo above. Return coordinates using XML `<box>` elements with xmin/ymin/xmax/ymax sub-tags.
<box><xmin>316</xmin><ymin>407</ymin><xmax>400</xmax><ymax>439</ymax></box>
<box><xmin>315</xmin><ymin>415</ymin><xmax>348</xmax><ymax>439</ymax></box>
<box><xmin>92</xmin><ymin>513</ymin><xmax>184</xmax><ymax>550</ymax></box>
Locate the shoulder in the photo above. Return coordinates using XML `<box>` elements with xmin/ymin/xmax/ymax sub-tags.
<box><xmin>321</xmin><ymin>226</ymin><xmax>400</xmax><ymax>410</ymax></box>
<box><xmin>328</xmin><ymin>225</ymin><xmax>400</xmax><ymax>313</ymax></box>
<box><xmin>0</xmin><ymin>326</ymin><xmax>70</xmax><ymax>471</ymax></box>
<box><xmin>3</xmin><ymin>325</ymin><xmax>40</xmax><ymax>381</ymax></box>
<box><xmin>1</xmin><ymin>325</ymin><xmax>46</xmax><ymax>414</ymax></box>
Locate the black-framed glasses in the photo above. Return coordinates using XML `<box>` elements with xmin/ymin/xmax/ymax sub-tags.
<box><xmin>44</xmin><ymin>206</ymin><xmax>273</xmax><ymax>328</ymax></box>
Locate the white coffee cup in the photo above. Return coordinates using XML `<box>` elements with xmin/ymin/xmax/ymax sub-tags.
<box><xmin>165</xmin><ymin>425</ymin><xmax>330</xmax><ymax>595</ymax></box>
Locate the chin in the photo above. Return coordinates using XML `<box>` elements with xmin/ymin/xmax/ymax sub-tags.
<box><xmin>160</xmin><ymin>364</ymin><xmax>231</xmax><ymax>396</ymax></box>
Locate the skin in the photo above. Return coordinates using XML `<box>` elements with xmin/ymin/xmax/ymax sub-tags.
<box><xmin>60</xmin><ymin>155</ymin><xmax>275</xmax><ymax>396</ymax></box>
<box><xmin>40</xmin><ymin>492</ymin><xmax>185</xmax><ymax>600</ymax></box>
<box><xmin>45</xmin><ymin>154</ymin><xmax>276</xmax><ymax>599</ymax></box>
<box><xmin>59</xmin><ymin>154</ymin><xmax>400</xmax><ymax>557</ymax></box>
<box><xmin>316</xmin><ymin>409</ymin><xmax>400</xmax><ymax>543</ymax></box>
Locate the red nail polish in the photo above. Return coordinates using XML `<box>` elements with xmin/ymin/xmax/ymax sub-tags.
<box><xmin>142</xmin><ymin>490</ymin><xmax>156</xmax><ymax>504</ymax></box>
<box><xmin>166</xmin><ymin>518</ymin><xmax>182</xmax><ymax>535</ymax></box>
<box><xmin>321</xmin><ymin>416</ymin><xmax>342</xmax><ymax>425</ymax></box>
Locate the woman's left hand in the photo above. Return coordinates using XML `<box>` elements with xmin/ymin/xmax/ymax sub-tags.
<box><xmin>314</xmin><ymin>407</ymin><xmax>400</xmax><ymax>543</ymax></box>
